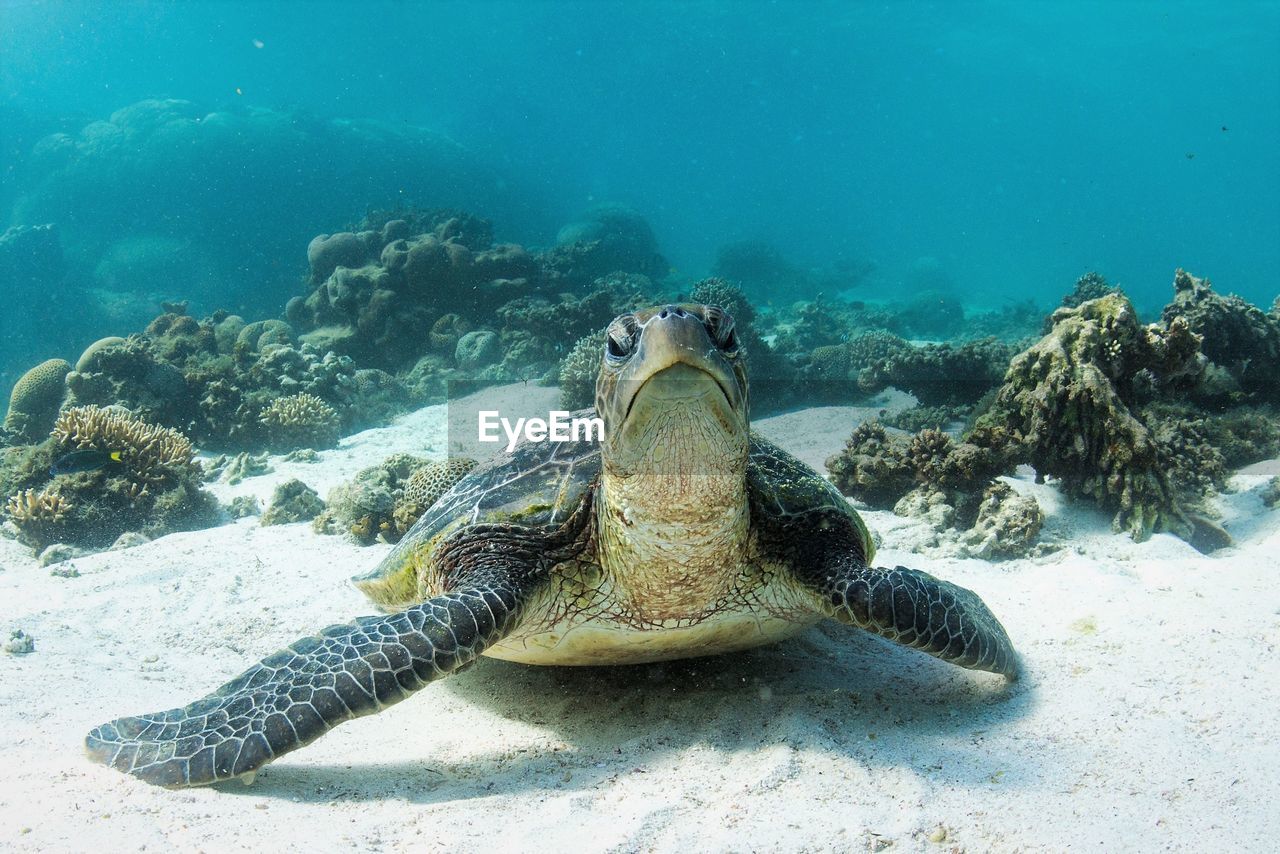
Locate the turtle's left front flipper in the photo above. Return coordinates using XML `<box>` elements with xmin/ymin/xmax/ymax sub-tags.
<box><xmin>85</xmin><ymin>583</ymin><xmax>529</xmax><ymax>787</ymax></box>
<box><xmin>813</xmin><ymin>561</ymin><xmax>1021</xmax><ymax>680</ymax></box>
<box><xmin>782</xmin><ymin>511</ymin><xmax>1020</xmax><ymax>681</ymax></box>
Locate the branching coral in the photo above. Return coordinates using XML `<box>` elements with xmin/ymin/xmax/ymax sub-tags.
<box><xmin>5</xmin><ymin>488</ymin><xmax>73</xmax><ymax>550</ymax></box>
<box><xmin>259</xmin><ymin>392</ymin><xmax>340</xmax><ymax>451</ymax></box>
<box><xmin>53</xmin><ymin>405</ymin><xmax>197</xmax><ymax>483</ymax></box>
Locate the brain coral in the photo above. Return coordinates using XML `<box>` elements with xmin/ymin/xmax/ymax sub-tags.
<box><xmin>5</xmin><ymin>358</ymin><xmax>72</xmax><ymax>442</ymax></box>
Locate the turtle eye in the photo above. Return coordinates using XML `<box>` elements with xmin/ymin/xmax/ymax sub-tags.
<box><xmin>605</xmin><ymin>316</ymin><xmax>637</xmax><ymax>363</ymax></box>
<box><xmin>704</xmin><ymin>305</ymin><xmax>738</xmax><ymax>353</ymax></box>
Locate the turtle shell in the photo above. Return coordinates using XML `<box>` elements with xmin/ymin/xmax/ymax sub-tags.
<box><xmin>352</xmin><ymin>425</ymin><xmax>601</xmax><ymax>610</ymax></box>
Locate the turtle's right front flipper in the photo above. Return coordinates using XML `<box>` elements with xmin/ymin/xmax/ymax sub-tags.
<box><xmin>85</xmin><ymin>583</ymin><xmax>525</xmax><ymax>787</ymax></box>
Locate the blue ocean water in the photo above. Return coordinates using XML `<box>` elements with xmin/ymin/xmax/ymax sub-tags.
<box><xmin>1</xmin><ymin>1</ymin><xmax>1277</xmax><ymax>330</ymax></box>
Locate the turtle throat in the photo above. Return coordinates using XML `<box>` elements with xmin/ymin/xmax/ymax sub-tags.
<box><xmin>598</xmin><ymin>365</ymin><xmax>750</xmax><ymax>621</ymax></box>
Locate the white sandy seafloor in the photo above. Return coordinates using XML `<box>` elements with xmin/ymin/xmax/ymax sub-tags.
<box><xmin>2</xmin><ymin>387</ymin><xmax>1278</xmax><ymax>853</ymax></box>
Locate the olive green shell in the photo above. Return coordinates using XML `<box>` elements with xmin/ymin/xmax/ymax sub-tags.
<box><xmin>352</xmin><ymin>426</ymin><xmax>874</xmax><ymax>610</ymax></box>
<box><xmin>352</xmin><ymin>426</ymin><xmax>602</xmax><ymax>609</ymax></box>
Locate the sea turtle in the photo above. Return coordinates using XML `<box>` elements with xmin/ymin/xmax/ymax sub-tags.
<box><xmin>86</xmin><ymin>304</ymin><xmax>1019</xmax><ymax>787</ymax></box>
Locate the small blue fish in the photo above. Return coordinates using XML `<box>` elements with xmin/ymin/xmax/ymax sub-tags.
<box><xmin>50</xmin><ymin>449</ymin><xmax>124</xmax><ymax>476</ymax></box>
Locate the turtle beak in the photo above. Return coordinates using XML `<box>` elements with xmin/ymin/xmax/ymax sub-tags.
<box><xmin>614</xmin><ymin>305</ymin><xmax>745</xmax><ymax>427</ymax></box>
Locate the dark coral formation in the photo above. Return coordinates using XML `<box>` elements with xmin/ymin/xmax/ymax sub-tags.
<box><xmin>2</xmin><ymin>406</ymin><xmax>218</xmax><ymax>552</ymax></box>
<box><xmin>960</xmin><ymin>271</ymin><xmax>1277</xmax><ymax>550</ymax></box>
<box><xmin>1161</xmin><ymin>268</ymin><xmax>1280</xmax><ymax>401</ymax></box>
<box><xmin>54</xmin><ymin>305</ymin><xmax>393</xmax><ymax>452</ymax></box>
<box><xmin>11</xmin><ymin>98</ymin><xmax>529</xmax><ymax>320</ymax></box>
<box><xmin>1060</xmin><ymin>271</ymin><xmax>1120</xmax><ymax>310</ymax></box>
<box><xmin>825</xmin><ymin>421</ymin><xmax>1034</xmax><ymax>558</ymax></box>
<box><xmin>856</xmin><ymin>337</ymin><xmax>1020</xmax><ymax>407</ymax></box>
<box><xmin>971</xmin><ymin>292</ymin><xmax>1203</xmax><ymax>542</ymax></box>
<box><xmin>542</xmin><ymin>205</ymin><xmax>668</xmax><ymax>286</ymax></box>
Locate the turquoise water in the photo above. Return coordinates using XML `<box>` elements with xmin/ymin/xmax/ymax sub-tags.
<box><xmin>0</xmin><ymin>0</ymin><xmax>1276</xmax><ymax>382</ymax></box>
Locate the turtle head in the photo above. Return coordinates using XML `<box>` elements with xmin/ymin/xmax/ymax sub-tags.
<box><xmin>595</xmin><ymin>304</ymin><xmax>749</xmax><ymax>478</ymax></box>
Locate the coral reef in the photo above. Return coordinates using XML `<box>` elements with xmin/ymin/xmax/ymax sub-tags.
<box><xmin>688</xmin><ymin>278</ymin><xmax>798</xmax><ymax>412</ymax></box>
<box><xmin>1060</xmin><ymin>271</ymin><xmax>1119</xmax><ymax>310</ymax></box>
<box><xmin>897</xmin><ymin>290</ymin><xmax>965</xmax><ymax>340</ymax></box>
<box><xmin>53</xmin><ymin>405</ymin><xmax>196</xmax><ymax>483</ymax></box>
<box><xmin>394</xmin><ymin>458</ymin><xmax>478</xmax><ymax>534</ymax></box>
<box><xmin>259</xmin><ymin>393</ymin><xmax>341</xmax><ymax>452</ymax></box>
<box><xmin>542</xmin><ymin>205</ymin><xmax>667</xmax><ymax>285</ymax></box>
<box><xmin>1161</xmin><ymin>268</ymin><xmax>1280</xmax><ymax>401</ymax></box>
<box><xmin>5</xmin><ymin>488</ymin><xmax>73</xmax><ymax>552</ymax></box>
<box><xmin>559</xmin><ymin>332</ymin><xmax>606</xmax><ymax>411</ymax></box>
<box><xmin>53</xmin><ymin>405</ymin><xmax>197</xmax><ymax>483</ymax></box>
<box><xmin>13</xmin><ymin>98</ymin><xmax>528</xmax><ymax>319</ymax></box>
<box><xmin>857</xmin><ymin>338</ymin><xmax>1019</xmax><ymax>407</ymax></box>
<box><xmin>1</xmin><ymin>406</ymin><xmax>218</xmax><ymax>553</ymax></box>
<box><xmin>313</xmin><ymin>454</ymin><xmax>429</xmax><ymax>545</ymax></box>
<box><xmin>4</xmin><ymin>358</ymin><xmax>71</xmax><ymax>442</ymax></box>
<box><xmin>60</xmin><ymin>305</ymin><xmax>387</xmax><ymax>452</ymax></box>
<box><xmin>825</xmin><ymin>421</ymin><xmax>916</xmax><ymax>507</ymax></box>
<box><xmin>710</xmin><ymin>240</ymin><xmax>873</xmax><ymax>303</ymax></box>
<box><xmin>689</xmin><ymin>277</ymin><xmax>756</xmax><ymax>326</ymax></box>
<box><xmin>205</xmin><ymin>451</ymin><xmax>272</xmax><ymax>485</ymax></box>
<box><xmin>883</xmin><ymin>404</ymin><xmax>971</xmax><ymax>433</ymax></box>
<box><xmin>293</xmin><ymin>213</ymin><xmax>538</xmax><ymax>369</ymax></box>
<box><xmin>971</xmin><ymin>292</ymin><xmax>1206</xmax><ymax>543</ymax></box>
<box><xmin>960</xmin><ymin>482</ymin><xmax>1044</xmax><ymax>559</ymax></box>
<box><xmin>260</xmin><ymin>479</ymin><xmax>325</xmax><ymax>526</ymax></box>
<box><xmin>1263</xmin><ymin>477</ymin><xmax>1279</xmax><ymax>509</ymax></box>
<box><xmin>825</xmin><ymin>420</ymin><xmax>1034</xmax><ymax>558</ymax></box>
<box><xmin>964</xmin><ymin>300</ymin><xmax>1042</xmax><ymax>342</ymax></box>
